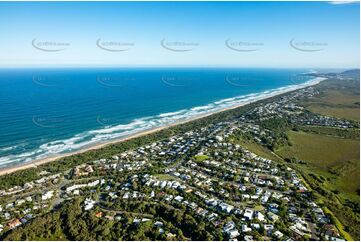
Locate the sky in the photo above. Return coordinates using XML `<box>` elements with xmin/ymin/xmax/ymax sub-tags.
<box><xmin>0</xmin><ymin>1</ymin><xmax>359</xmax><ymax>68</ymax></box>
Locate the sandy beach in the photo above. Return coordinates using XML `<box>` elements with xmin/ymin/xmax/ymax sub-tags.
<box><xmin>0</xmin><ymin>77</ymin><xmax>325</xmax><ymax>176</ymax></box>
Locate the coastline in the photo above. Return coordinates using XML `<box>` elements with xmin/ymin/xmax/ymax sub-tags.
<box><xmin>0</xmin><ymin>77</ymin><xmax>326</xmax><ymax>176</ymax></box>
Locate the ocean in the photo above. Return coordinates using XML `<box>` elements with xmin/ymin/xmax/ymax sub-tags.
<box><xmin>0</xmin><ymin>68</ymin><xmax>315</xmax><ymax>168</ymax></box>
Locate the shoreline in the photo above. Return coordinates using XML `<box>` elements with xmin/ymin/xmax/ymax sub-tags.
<box><xmin>0</xmin><ymin>77</ymin><xmax>325</xmax><ymax>176</ymax></box>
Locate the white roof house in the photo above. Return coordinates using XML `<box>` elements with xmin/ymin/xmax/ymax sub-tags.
<box><xmin>244</xmin><ymin>208</ymin><xmax>254</xmax><ymax>220</ymax></box>
<box><xmin>255</xmin><ymin>211</ymin><xmax>265</xmax><ymax>221</ymax></box>
<box><xmin>41</xmin><ymin>191</ymin><xmax>54</xmax><ymax>201</ymax></box>
<box><xmin>241</xmin><ymin>224</ymin><xmax>252</xmax><ymax>233</ymax></box>
<box><xmin>84</xmin><ymin>198</ymin><xmax>96</xmax><ymax>211</ymax></box>
<box><xmin>274</xmin><ymin>230</ymin><xmax>284</xmax><ymax>239</ymax></box>
<box><xmin>228</xmin><ymin>229</ymin><xmax>240</xmax><ymax>239</ymax></box>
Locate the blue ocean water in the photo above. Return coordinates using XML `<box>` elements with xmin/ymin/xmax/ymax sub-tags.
<box><xmin>0</xmin><ymin>68</ymin><xmax>314</xmax><ymax>168</ymax></box>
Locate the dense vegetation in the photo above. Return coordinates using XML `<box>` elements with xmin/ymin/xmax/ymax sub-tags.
<box><xmin>1</xmin><ymin>197</ymin><xmax>218</xmax><ymax>241</ymax></box>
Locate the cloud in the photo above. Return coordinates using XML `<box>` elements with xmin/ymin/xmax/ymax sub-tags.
<box><xmin>328</xmin><ymin>1</ymin><xmax>359</xmax><ymax>4</ymax></box>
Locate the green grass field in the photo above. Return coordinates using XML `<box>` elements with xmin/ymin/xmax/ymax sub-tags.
<box><xmin>297</xmin><ymin>125</ymin><xmax>359</xmax><ymax>139</ymax></box>
<box><xmin>154</xmin><ymin>173</ymin><xmax>177</xmax><ymax>180</ymax></box>
<box><xmin>303</xmin><ymin>88</ymin><xmax>360</xmax><ymax>121</ymax></box>
<box><xmin>307</xmin><ymin>105</ymin><xmax>360</xmax><ymax>121</ymax></box>
<box><xmin>229</xmin><ymin>136</ymin><xmax>283</xmax><ymax>162</ymax></box>
<box><xmin>314</xmin><ymin>89</ymin><xmax>359</xmax><ymax>106</ymax></box>
<box><xmin>277</xmin><ymin>131</ymin><xmax>360</xmax><ymax>202</ymax></box>
<box><xmin>194</xmin><ymin>155</ymin><xmax>209</xmax><ymax>162</ymax></box>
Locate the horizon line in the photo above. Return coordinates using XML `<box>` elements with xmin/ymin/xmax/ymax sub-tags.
<box><xmin>0</xmin><ymin>65</ymin><xmax>358</xmax><ymax>70</ymax></box>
